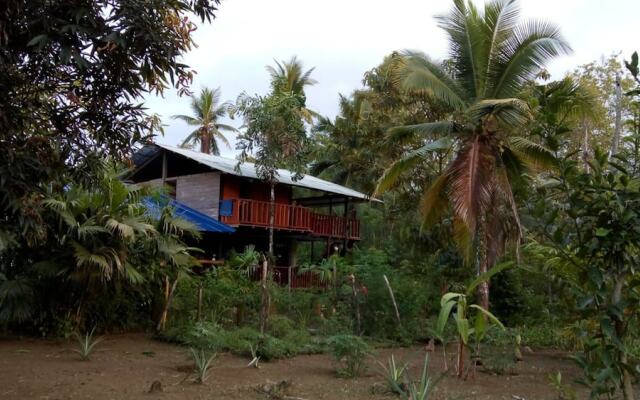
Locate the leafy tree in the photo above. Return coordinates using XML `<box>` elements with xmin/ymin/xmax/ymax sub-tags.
<box><xmin>528</xmin><ymin>151</ymin><xmax>639</xmax><ymax>399</ymax></box>
<box><xmin>234</xmin><ymin>57</ymin><xmax>313</xmax><ymax>333</ymax></box>
<box><xmin>0</xmin><ymin>0</ymin><xmax>219</xmax><ymax>271</ymax></box>
<box><xmin>172</xmin><ymin>87</ymin><xmax>237</xmax><ymax>155</ymax></box>
<box><xmin>376</xmin><ymin>0</ymin><xmax>570</xmax><ymax>309</ymax></box>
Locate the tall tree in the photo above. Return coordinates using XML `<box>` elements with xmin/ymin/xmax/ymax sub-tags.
<box><xmin>234</xmin><ymin>58</ymin><xmax>314</xmax><ymax>334</ymax></box>
<box><xmin>172</xmin><ymin>87</ymin><xmax>236</xmax><ymax>155</ymax></box>
<box><xmin>376</xmin><ymin>0</ymin><xmax>570</xmax><ymax>309</ymax></box>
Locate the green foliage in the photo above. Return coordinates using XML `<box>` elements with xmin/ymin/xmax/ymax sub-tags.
<box><xmin>1</xmin><ymin>0</ymin><xmax>219</xmax><ymax>291</ymax></box>
<box><xmin>189</xmin><ymin>348</ymin><xmax>217</xmax><ymax>384</ymax></box>
<box><xmin>73</xmin><ymin>327</ymin><xmax>103</xmax><ymax>361</ymax></box>
<box><xmin>327</xmin><ymin>334</ymin><xmax>371</xmax><ymax>378</ymax></box>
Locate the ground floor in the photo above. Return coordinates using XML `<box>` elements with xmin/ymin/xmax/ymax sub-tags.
<box><xmin>0</xmin><ymin>333</ymin><xmax>588</xmax><ymax>400</ymax></box>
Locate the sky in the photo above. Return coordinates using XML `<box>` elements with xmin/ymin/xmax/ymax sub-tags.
<box><xmin>144</xmin><ymin>0</ymin><xmax>640</xmax><ymax>157</ymax></box>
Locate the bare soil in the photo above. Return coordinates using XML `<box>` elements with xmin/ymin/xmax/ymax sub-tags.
<box><xmin>0</xmin><ymin>333</ymin><xmax>586</xmax><ymax>400</ymax></box>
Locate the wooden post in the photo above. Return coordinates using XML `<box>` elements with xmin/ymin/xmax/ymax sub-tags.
<box><xmin>342</xmin><ymin>197</ymin><xmax>349</xmax><ymax>254</ymax></box>
<box><xmin>161</xmin><ymin>151</ymin><xmax>168</xmax><ymax>184</ymax></box>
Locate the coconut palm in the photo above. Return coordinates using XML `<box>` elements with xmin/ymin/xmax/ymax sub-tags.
<box><xmin>266</xmin><ymin>56</ymin><xmax>318</xmax><ymax>122</ymax></box>
<box><xmin>172</xmin><ymin>87</ymin><xmax>236</xmax><ymax>155</ymax></box>
<box><xmin>376</xmin><ymin>0</ymin><xmax>571</xmax><ymax>309</ymax></box>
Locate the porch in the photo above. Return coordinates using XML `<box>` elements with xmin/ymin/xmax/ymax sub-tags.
<box><xmin>219</xmin><ymin>198</ymin><xmax>360</xmax><ymax>240</ymax></box>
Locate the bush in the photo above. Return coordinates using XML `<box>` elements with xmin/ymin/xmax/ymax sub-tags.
<box><xmin>268</xmin><ymin>314</ymin><xmax>295</xmax><ymax>338</ymax></box>
<box><xmin>327</xmin><ymin>334</ymin><xmax>371</xmax><ymax>378</ymax></box>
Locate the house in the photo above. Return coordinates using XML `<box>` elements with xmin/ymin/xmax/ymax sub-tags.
<box><xmin>129</xmin><ymin>144</ymin><xmax>377</xmax><ymax>287</ymax></box>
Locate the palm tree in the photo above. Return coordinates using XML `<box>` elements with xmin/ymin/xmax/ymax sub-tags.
<box><xmin>172</xmin><ymin>87</ymin><xmax>236</xmax><ymax>155</ymax></box>
<box><xmin>266</xmin><ymin>56</ymin><xmax>318</xmax><ymax>122</ymax></box>
<box><xmin>311</xmin><ymin>94</ymin><xmax>380</xmax><ymax>193</ymax></box>
<box><xmin>376</xmin><ymin>0</ymin><xmax>571</xmax><ymax>309</ymax></box>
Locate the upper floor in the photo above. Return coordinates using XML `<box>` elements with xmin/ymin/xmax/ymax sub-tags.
<box><xmin>129</xmin><ymin>144</ymin><xmax>377</xmax><ymax>240</ymax></box>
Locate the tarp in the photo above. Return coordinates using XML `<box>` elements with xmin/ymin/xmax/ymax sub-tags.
<box><xmin>143</xmin><ymin>197</ymin><xmax>235</xmax><ymax>233</ymax></box>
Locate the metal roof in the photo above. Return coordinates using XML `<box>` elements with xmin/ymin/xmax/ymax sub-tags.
<box><xmin>139</xmin><ymin>144</ymin><xmax>379</xmax><ymax>202</ymax></box>
<box><xmin>143</xmin><ymin>196</ymin><xmax>235</xmax><ymax>233</ymax></box>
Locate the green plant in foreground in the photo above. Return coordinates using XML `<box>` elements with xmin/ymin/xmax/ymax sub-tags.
<box><xmin>73</xmin><ymin>327</ymin><xmax>103</xmax><ymax>361</ymax></box>
<box><xmin>549</xmin><ymin>371</ymin><xmax>577</xmax><ymax>400</ymax></box>
<box><xmin>190</xmin><ymin>348</ymin><xmax>216</xmax><ymax>384</ymax></box>
<box><xmin>402</xmin><ymin>354</ymin><xmax>438</xmax><ymax>400</ymax></box>
<box><xmin>377</xmin><ymin>354</ymin><xmax>408</xmax><ymax>394</ymax></box>
<box><xmin>327</xmin><ymin>334</ymin><xmax>371</xmax><ymax>378</ymax></box>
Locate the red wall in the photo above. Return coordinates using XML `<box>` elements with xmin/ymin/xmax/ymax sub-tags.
<box><xmin>221</xmin><ymin>175</ymin><xmax>291</xmax><ymax>204</ymax></box>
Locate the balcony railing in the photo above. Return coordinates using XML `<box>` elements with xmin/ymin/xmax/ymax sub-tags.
<box><xmin>220</xmin><ymin>198</ymin><xmax>360</xmax><ymax>240</ymax></box>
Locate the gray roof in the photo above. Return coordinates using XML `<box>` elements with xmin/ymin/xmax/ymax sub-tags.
<box><xmin>148</xmin><ymin>144</ymin><xmax>379</xmax><ymax>202</ymax></box>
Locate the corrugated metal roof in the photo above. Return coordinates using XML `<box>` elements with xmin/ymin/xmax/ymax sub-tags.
<box><xmin>147</xmin><ymin>144</ymin><xmax>379</xmax><ymax>202</ymax></box>
<box><xmin>143</xmin><ymin>196</ymin><xmax>235</xmax><ymax>233</ymax></box>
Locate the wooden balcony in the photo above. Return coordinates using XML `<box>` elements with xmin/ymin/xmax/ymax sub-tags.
<box><xmin>220</xmin><ymin>198</ymin><xmax>360</xmax><ymax>240</ymax></box>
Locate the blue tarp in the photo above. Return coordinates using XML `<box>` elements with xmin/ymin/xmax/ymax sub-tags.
<box><xmin>143</xmin><ymin>197</ymin><xmax>235</xmax><ymax>233</ymax></box>
<box><xmin>219</xmin><ymin>199</ymin><xmax>234</xmax><ymax>217</ymax></box>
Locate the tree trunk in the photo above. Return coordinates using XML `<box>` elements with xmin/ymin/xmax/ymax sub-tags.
<box><xmin>383</xmin><ymin>274</ymin><xmax>401</xmax><ymax>325</ymax></box>
<box><xmin>200</xmin><ymin>128</ymin><xmax>211</xmax><ymax>154</ymax></box>
<box><xmin>349</xmin><ymin>274</ymin><xmax>362</xmax><ymax>335</ymax></box>
<box><xmin>259</xmin><ymin>183</ymin><xmax>276</xmax><ymax>335</ymax></box>
<box><xmin>196</xmin><ymin>283</ymin><xmax>203</xmax><ymax>321</ymax></box>
<box><xmin>612</xmin><ymin>275</ymin><xmax>634</xmax><ymax>400</ymax></box>
<box><xmin>476</xmin><ymin>217</ymin><xmax>490</xmax><ymax>311</ymax></box>
<box><xmin>611</xmin><ymin>73</ymin><xmax>622</xmax><ymax>157</ymax></box>
<box><xmin>157</xmin><ymin>275</ymin><xmax>180</xmax><ymax>332</ymax></box>
<box><xmin>259</xmin><ymin>258</ymin><xmax>270</xmax><ymax>334</ymax></box>
<box><xmin>456</xmin><ymin>338</ymin><xmax>465</xmax><ymax>378</ymax></box>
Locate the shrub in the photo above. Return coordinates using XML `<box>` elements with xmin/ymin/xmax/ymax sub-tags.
<box><xmin>327</xmin><ymin>334</ymin><xmax>371</xmax><ymax>378</ymax></box>
<box><xmin>268</xmin><ymin>314</ymin><xmax>295</xmax><ymax>338</ymax></box>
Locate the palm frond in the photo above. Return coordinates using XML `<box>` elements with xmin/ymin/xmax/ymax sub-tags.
<box><xmin>376</xmin><ymin>138</ymin><xmax>453</xmax><ymax>195</ymax></box>
<box><xmin>394</xmin><ymin>50</ymin><xmax>468</xmax><ymax>110</ymax></box>
<box><xmin>467</xmin><ymin>98</ymin><xmax>531</xmax><ymax>128</ymax></box>
<box><xmin>507</xmin><ymin>136</ymin><xmax>557</xmax><ymax>170</ymax></box>
<box><xmin>490</xmin><ymin>19</ymin><xmax>571</xmax><ymax>98</ymax></box>
<box><xmin>446</xmin><ymin>135</ymin><xmax>495</xmax><ymax>234</ymax></box>
<box><xmin>420</xmin><ymin>174</ymin><xmax>450</xmax><ymax>227</ymax></box>
<box><xmin>386</xmin><ymin>121</ymin><xmax>460</xmax><ymax>145</ymax></box>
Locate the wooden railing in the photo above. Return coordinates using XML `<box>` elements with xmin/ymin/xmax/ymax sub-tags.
<box><xmin>220</xmin><ymin>198</ymin><xmax>360</xmax><ymax>240</ymax></box>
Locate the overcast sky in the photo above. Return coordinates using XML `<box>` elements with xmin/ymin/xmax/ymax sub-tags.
<box><xmin>144</xmin><ymin>0</ymin><xmax>640</xmax><ymax>157</ymax></box>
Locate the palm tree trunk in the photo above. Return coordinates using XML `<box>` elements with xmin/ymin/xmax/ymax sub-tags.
<box><xmin>476</xmin><ymin>216</ymin><xmax>490</xmax><ymax>311</ymax></box>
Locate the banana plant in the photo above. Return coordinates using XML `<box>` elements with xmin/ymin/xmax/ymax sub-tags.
<box><xmin>435</xmin><ymin>262</ymin><xmax>511</xmax><ymax>378</ymax></box>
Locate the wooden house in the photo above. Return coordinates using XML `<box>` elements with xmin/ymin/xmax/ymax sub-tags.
<box><xmin>130</xmin><ymin>144</ymin><xmax>377</xmax><ymax>287</ymax></box>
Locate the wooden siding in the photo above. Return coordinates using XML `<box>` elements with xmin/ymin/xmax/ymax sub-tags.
<box><xmin>176</xmin><ymin>172</ymin><xmax>221</xmax><ymax>219</ymax></box>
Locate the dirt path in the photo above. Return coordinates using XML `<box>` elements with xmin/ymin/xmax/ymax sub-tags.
<box><xmin>0</xmin><ymin>333</ymin><xmax>585</xmax><ymax>399</ymax></box>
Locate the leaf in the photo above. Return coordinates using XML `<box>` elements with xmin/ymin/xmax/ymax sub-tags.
<box><xmin>469</xmin><ymin>305</ymin><xmax>505</xmax><ymax>329</ymax></box>
<box><xmin>466</xmin><ymin>261</ymin><xmax>514</xmax><ymax>296</ymax></box>
<box><xmin>27</xmin><ymin>34</ymin><xmax>48</xmax><ymax>47</ymax></box>
<box><xmin>595</xmin><ymin>228</ymin><xmax>610</xmax><ymax>237</ymax></box>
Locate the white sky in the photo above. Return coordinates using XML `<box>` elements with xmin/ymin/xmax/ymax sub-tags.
<box><xmin>144</xmin><ymin>0</ymin><xmax>640</xmax><ymax>157</ymax></box>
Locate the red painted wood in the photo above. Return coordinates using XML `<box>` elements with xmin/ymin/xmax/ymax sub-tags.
<box><xmin>220</xmin><ymin>198</ymin><xmax>360</xmax><ymax>240</ymax></box>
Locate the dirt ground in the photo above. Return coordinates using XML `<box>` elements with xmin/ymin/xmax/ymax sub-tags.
<box><xmin>0</xmin><ymin>333</ymin><xmax>587</xmax><ymax>400</ymax></box>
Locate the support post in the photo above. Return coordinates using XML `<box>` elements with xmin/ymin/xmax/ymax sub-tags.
<box><xmin>342</xmin><ymin>197</ymin><xmax>349</xmax><ymax>254</ymax></box>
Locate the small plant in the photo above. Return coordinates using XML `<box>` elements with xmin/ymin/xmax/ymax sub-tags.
<box><xmin>377</xmin><ymin>354</ymin><xmax>408</xmax><ymax>394</ymax></box>
<box><xmin>73</xmin><ymin>327</ymin><xmax>103</xmax><ymax>361</ymax></box>
<box><xmin>190</xmin><ymin>347</ymin><xmax>216</xmax><ymax>384</ymax></box>
<box><xmin>549</xmin><ymin>371</ymin><xmax>577</xmax><ymax>400</ymax></box>
<box><xmin>327</xmin><ymin>334</ymin><xmax>371</xmax><ymax>378</ymax></box>
<box><xmin>402</xmin><ymin>354</ymin><xmax>438</xmax><ymax>400</ymax></box>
